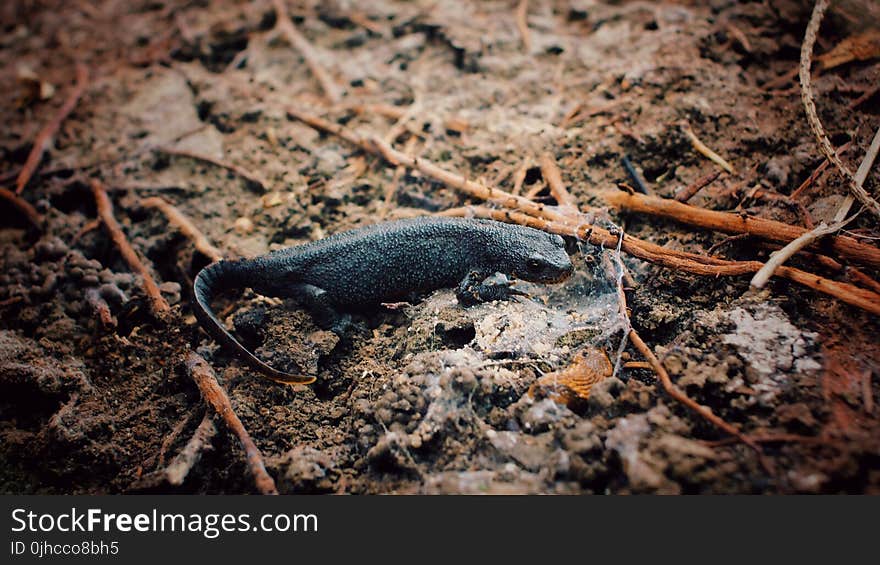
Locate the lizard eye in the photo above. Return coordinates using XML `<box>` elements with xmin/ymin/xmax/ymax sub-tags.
<box><xmin>526</xmin><ymin>257</ymin><xmax>543</xmax><ymax>271</ymax></box>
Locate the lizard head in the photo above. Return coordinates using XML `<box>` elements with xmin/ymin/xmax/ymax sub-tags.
<box><xmin>509</xmin><ymin>231</ymin><xmax>573</xmax><ymax>284</ymax></box>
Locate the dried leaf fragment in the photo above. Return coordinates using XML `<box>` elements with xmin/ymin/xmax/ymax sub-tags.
<box><xmin>528</xmin><ymin>348</ymin><xmax>613</xmax><ymax>406</ymax></box>
<box><xmin>818</xmin><ymin>30</ymin><xmax>880</xmax><ymax>70</ymax></box>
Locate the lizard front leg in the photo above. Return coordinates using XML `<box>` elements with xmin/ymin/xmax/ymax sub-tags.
<box><xmin>455</xmin><ymin>271</ymin><xmax>527</xmax><ymax>306</ymax></box>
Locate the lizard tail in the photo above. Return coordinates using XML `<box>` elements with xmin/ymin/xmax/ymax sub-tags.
<box><xmin>192</xmin><ymin>260</ymin><xmax>317</xmax><ymax>385</ymax></box>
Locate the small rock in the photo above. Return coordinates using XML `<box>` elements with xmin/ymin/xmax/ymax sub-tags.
<box><xmin>234</xmin><ymin>217</ymin><xmax>254</xmax><ymax>234</ymax></box>
<box><xmin>261</xmin><ymin>192</ymin><xmax>283</xmax><ymax>208</ymax></box>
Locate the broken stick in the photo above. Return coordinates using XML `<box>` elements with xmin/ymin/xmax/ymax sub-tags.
<box><xmin>158</xmin><ymin>147</ymin><xmax>268</xmax><ymax>191</ymax></box>
<box><xmin>675</xmin><ymin>170</ymin><xmax>722</xmax><ymax>202</ymax></box>
<box><xmin>799</xmin><ymin>0</ymin><xmax>880</xmax><ymax>219</ymax></box>
<box><xmin>680</xmin><ymin>120</ymin><xmax>736</xmax><ymax>174</ymax></box>
<box><xmin>141</xmin><ymin>197</ymin><xmax>224</xmax><ymax>262</ymax></box>
<box><xmin>515</xmin><ymin>0</ymin><xmax>531</xmax><ymax>53</ymax></box>
<box><xmin>0</xmin><ymin>187</ymin><xmax>43</xmax><ymax>228</ymax></box>
<box><xmin>91</xmin><ymin>179</ymin><xmax>171</xmax><ymax>317</ymax></box>
<box><xmin>16</xmin><ymin>63</ymin><xmax>89</xmax><ymax>195</ymax></box>
<box><xmin>272</xmin><ymin>0</ymin><xmax>341</xmax><ymax>103</ymax></box>
<box><xmin>165</xmin><ymin>414</ymin><xmax>218</xmax><ymax>486</ymax></box>
<box><xmin>538</xmin><ymin>152</ymin><xmax>578</xmax><ymax>209</ymax></box>
<box><xmin>185</xmin><ymin>352</ymin><xmax>278</xmax><ymax>495</ymax></box>
<box><xmin>601</xmin><ymin>190</ymin><xmax>880</xmax><ymax>270</ymax></box>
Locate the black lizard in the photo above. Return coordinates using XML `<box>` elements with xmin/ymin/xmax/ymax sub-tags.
<box><xmin>192</xmin><ymin>217</ymin><xmax>573</xmax><ymax>385</ymax></box>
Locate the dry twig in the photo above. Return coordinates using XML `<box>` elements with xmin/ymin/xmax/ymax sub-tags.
<box><xmin>185</xmin><ymin>352</ymin><xmax>278</xmax><ymax>495</ymax></box>
<box><xmin>799</xmin><ymin>0</ymin><xmax>880</xmax><ymax>218</ymax></box>
<box><xmin>158</xmin><ymin>147</ymin><xmax>268</xmax><ymax>191</ymax></box>
<box><xmin>538</xmin><ymin>152</ymin><xmax>577</xmax><ymax>209</ymax></box>
<box><xmin>157</xmin><ymin>412</ymin><xmax>197</xmax><ymax>470</ymax></box>
<box><xmin>15</xmin><ymin>63</ymin><xmax>89</xmax><ymax>195</ymax></box>
<box><xmin>511</xmin><ymin>161</ymin><xmax>528</xmax><ymax>196</ymax></box>
<box><xmin>790</xmin><ymin>141</ymin><xmax>852</xmax><ymax>200</ymax></box>
<box><xmin>680</xmin><ymin>121</ymin><xmax>736</xmax><ymax>174</ymax></box>
<box><xmin>751</xmin><ymin>125</ymin><xmax>880</xmax><ymax>289</ymax></box>
<box><xmin>91</xmin><ymin>179</ymin><xmax>171</xmax><ymax>317</ymax></box>
<box><xmin>560</xmin><ymin>98</ymin><xmax>624</xmax><ymax>128</ymax></box>
<box><xmin>725</xmin><ymin>23</ymin><xmax>753</xmax><ymax>53</ymax></box>
<box><xmin>628</xmin><ymin>329</ymin><xmax>764</xmax><ymax>456</ymax></box>
<box><xmin>675</xmin><ymin>170</ymin><xmax>722</xmax><ymax>202</ymax></box>
<box><xmin>349</xmin><ymin>103</ymin><xmax>408</xmax><ymax>120</ymax></box>
<box><xmin>140</xmin><ymin>197</ymin><xmax>224</xmax><ymax>262</ymax></box>
<box><xmin>272</xmin><ymin>0</ymin><xmax>341</xmax><ymax>103</ymax></box>
<box><xmin>750</xmin><ymin>220</ymin><xmax>846</xmax><ymax>289</ymax></box>
<box><xmin>165</xmin><ymin>414</ymin><xmax>218</xmax><ymax>486</ymax></box>
<box><xmin>0</xmin><ymin>187</ymin><xmax>43</xmax><ymax>228</ymax></box>
<box><xmin>287</xmin><ymin>108</ymin><xmax>581</xmax><ymax>225</ymax></box>
<box><xmin>601</xmin><ymin>190</ymin><xmax>880</xmax><ymax>270</ymax></box>
<box><xmin>515</xmin><ymin>0</ymin><xmax>531</xmax><ymax>53</ymax></box>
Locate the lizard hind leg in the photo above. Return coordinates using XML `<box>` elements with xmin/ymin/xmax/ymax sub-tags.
<box><xmin>287</xmin><ymin>283</ymin><xmax>352</xmax><ymax>335</ymax></box>
<box><xmin>192</xmin><ymin>261</ymin><xmax>317</xmax><ymax>385</ymax></box>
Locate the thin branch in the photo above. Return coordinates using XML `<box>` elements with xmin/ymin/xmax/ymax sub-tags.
<box><xmin>799</xmin><ymin>0</ymin><xmax>880</xmax><ymax>218</ymax></box>
<box><xmin>836</xmin><ymin>123</ymin><xmax>880</xmax><ymax>220</ymax></box>
<box><xmin>601</xmin><ymin>190</ymin><xmax>880</xmax><ymax>270</ymax></box>
<box><xmin>538</xmin><ymin>152</ymin><xmax>577</xmax><ymax>209</ymax></box>
<box><xmin>790</xmin><ymin>140</ymin><xmax>852</xmax><ymax>200</ymax></box>
<box><xmin>158</xmin><ymin>147</ymin><xmax>268</xmax><ymax>191</ymax></box>
<box><xmin>367</xmin><ymin>135</ymin><xmax>576</xmax><ymax>225</ymax></box>
<box><xmin>272</xmin><ymin>0</ymin><xmax>341</xmax><ymax>103</ymax></box>
<box><xmin>0</xmin><ymin>187</ymin><xmax>43</xmax><ymax>228</ymax></box>
<box><xmin>560</xmin><ymin>98</ymin><xmax>624</xmax><ymax>128</ymax></box>
<box><xmin>185</xmin><ymin>352</ymin><xmax>278</xmax><ymax>495</ymax></box>
<box><xmin>845</xmin><ymin>266</ymin><xmax>880</xmax><ymax>294</ymax></box>
<box><xmin>675</xmin><ymin>170</ymin><xmax>722</xmax><ymax>202</ymax></box>
<box><xmin>140</xmin><ymin>197</ymin><xmax>224</xmax><ymax>262</ymax></box>
<box><xmin>680</xmin><ymin>120</ymin><xmax>736</xmax><ymax>174</ymax></box>
<box><xmin>165</xmin><ymin>413</ymin><xmax>218</xmax><ymax>486</ymax></box>
<box><xmin>628</xmin><ymin>329</ymin><xmax>766</xmax><ymax>459</ymax></box>
<box><xmin>16</xmin><ymin>63</ymin><xmax>89</xmax><ymax>195</ymax></box>
<box><xmin>750</xmin><ymin>220</ymin><xmax>844</xmax><ymax>289</ymax></box>
<box><xmin>286</xmin><ymin>107</ymin><xmax>369</xmax><ymax>149</ymax></box>
<box><xmin>91</xmin><ymin>179</ymin><xmax>171</xmax><ymax>317</ymax></box>
<box><xmin>157</xmin><ymin>411</ymin><xmax>197</xmax><ymax>470</ymax></box>
<box><xmin>511</xmin><ymin>161</ymin><xmax>528</xmax><ymax>195</ymax></box>
<box><xmin>289</xmin><ymin>106</ymin><xmax>579</xmax><ymax>225</ymax></box>
<box><xmin>515</xmin><ymin>0</ymin><xmax>531</xmax><ymax>53</ymax></box>
<box><xmin>348</xmin><ymin>103</ymin><xmax>408</xmax><ymax>120</ymax></box>
<box><xmin>751</xmin><ymin>124</ymin><xmax>880</xmax><ymax>288</ymax></box>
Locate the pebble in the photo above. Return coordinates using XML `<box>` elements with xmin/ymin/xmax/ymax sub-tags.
<box><xmin>234</xmin><ymin>217</ymin><xmax>254</xmax><ymax>234</ymax></box>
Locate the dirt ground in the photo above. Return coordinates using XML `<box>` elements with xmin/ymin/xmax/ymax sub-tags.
<box><xmin>1</xmin><ymin>0</ymin><xmax>879</xmax><ymax>494</ymax></box>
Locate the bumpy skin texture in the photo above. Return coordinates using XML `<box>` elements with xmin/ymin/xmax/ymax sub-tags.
<box><xmin>193</xmin><ymin>217</ymin><xmax>573</xmax><ymax>385</ymax></box>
